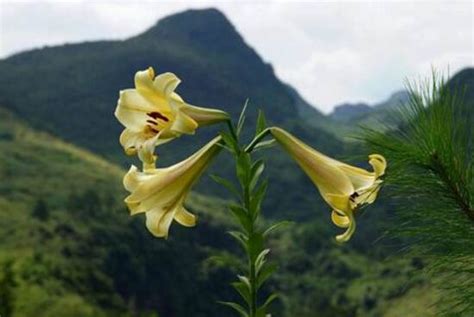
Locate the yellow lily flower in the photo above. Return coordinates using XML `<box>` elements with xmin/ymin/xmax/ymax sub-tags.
<box><xmin>123</xmin><ymin>136</ymin><xmax>222</xmax><ymax>238</ymax></box>
<box><xmin>115</xmin><ymin>67</ymin><xmax>229</xmax><ymax>168</ymax></box>
<box><xmin>269</xmin><ymin>127</ymin><xmax>386</xmax><ymax>242</ymax></box>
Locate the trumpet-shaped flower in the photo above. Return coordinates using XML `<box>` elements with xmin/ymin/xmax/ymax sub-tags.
<box><xmin>123</xmin><ymin>136</ymin><xmax>222</xmax><ymax>238</ymax></box>
<box><xmin>115</xmin><ymin>67</ymin><xmax>229</xmax><ymax>168</ymax></box>
<box><xmin>270</xmin><ymin>127</ymin><xmax>386</xmax><ymax>242</ymax></box>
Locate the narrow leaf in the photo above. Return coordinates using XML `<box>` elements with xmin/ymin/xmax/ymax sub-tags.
<box><xmin>228</xmin><ymin>231</ymin><xmax>248</xmax><ymax>251</ymax></box>
<box><xmin>218</xmin><ymin>301</ymin><xmax>249</xmax><ymax>317</ymax></box>
<box><xmin>232</xmin><ymin>281</ymin><xmax>251</xmax><ymax>306</ymax></box>
<box><xmin>255</xmin><ymin>249</ymin><xmax>270</xmax><ymax>275</ymax></box>
<box><xmin>256</xmin><ymin>110</ymin><xmax>267</xmax><ymax>135</ymax></box>
<box><xmin>210</xmin><ymin>174</ymin><xmax>240</xmax><ymax>197</ymax></box>
<box><xmin>257</xmin><ymin>263</ymin><xmax>278</xmax><ymax>289</ymax></box>
<box><xmin>250</xmin><ymin>160</ymin><xmax>265</xmax><ymax>190</ymax></box>
<box><xmin>253</xmin><ymin>139</ymin><xmax>276</xmax><ymax>152</ymax></box>
<box><xmin>262</xmin><ymin>221</ymin><xmax>294</xmax><ymax>237</ymax></box>
<box><xmin>237</xmin><ymin>99</ymin><xmax>249</xmax><ymax>136</ymax></box>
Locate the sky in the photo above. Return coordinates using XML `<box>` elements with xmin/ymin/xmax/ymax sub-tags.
<box><xmin>0</xmin><ymin>0</ymin><xmax>472</xmax><ymax>113</ymax></box>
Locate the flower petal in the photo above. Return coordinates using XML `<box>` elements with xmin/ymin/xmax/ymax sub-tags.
<box><xmin>115</xmin><ymin>89</ymin><xmax>155</xmax><ymax>132</ymax></box>
<box><xmin>180</xmin><ymin>103</ymin><xmax>230</xmax><ymax>126</ymax></box>
<box><xmin>119</xmin><ymin>129</ymin><xmax>143</xmax><ymax>155</ymax></box>
<box><xmin>169</xmin><ymin>110</ymin><xmax>198</xmax><ymax>135</ymax></box>
<box><xmin>145</xmin><ymin>206</ymin><xmax>175</xmax><ymax>238</ymax></box>
<box><xmin>174</xmin><ymin>206</ymin><xmax>197</xmax><ymax>227</ymax></box>
<box><xmin>369</xmin><ymin>154</ymin><xmax>387</xmax><ymax>178</ymax></box>
<box><xmin>135</xmin><ymin>67</ymin><xmax>156</xmax><ymax>95</ymax></box>
<box><xmin>335</xmin><ymin>210</ymin><xmax>356</xmax><ymax>243</ymax></box>
<box><xmin>154</xmin><ymin>72</ymin><xmax>181</xmax><ymax>96</ymax></box>
<box><xmin>270</xmin><ymin>127</ymin><xmax>354</xmax><ymax>197</ymax></box>
<box><xmin>331</xmin><ymin>210</ymin><xmax>350</xmax><ymax>228</ymax></box>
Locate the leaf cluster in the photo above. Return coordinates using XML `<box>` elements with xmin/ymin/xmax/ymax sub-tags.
<box><xmin>363</xmin><ymin>73</ymin><xmax>474</xmax><ymax>315</ymax></box>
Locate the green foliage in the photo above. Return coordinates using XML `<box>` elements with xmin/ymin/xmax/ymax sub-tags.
<box><xmin>0</xmin><ymin>260</ymin><xmax>17</xmax><ymax>317</ymax></box>
<box><xmin>32</xmin><ymin>199</ymin><xmax>49</xmax><ymax>221</ymax></box>
<box><xmin>364</xmin><ymin>73</ymin><xmax>474</xmax><ymax>315</ymax></box>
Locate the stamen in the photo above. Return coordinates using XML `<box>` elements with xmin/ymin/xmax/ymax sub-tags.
<box><xmin>147</xmin><ymin>111</ymin><xmax>169</xmax><ymax>122</ymax></box>
<box><xmin>148</xmin><ymin>127</ymin><xmax>160</xmax><ymax>134</ymax></box>
<box><xmin>349</xmin><ymin>192</ymin><xmax>359</xmax><ymax>202</ymax></box>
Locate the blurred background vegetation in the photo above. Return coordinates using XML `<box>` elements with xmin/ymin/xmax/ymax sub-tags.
<box><xmin>0</xmin><ymin>8</ymin><xmax>472</xmax><ymax>317</ymax></box>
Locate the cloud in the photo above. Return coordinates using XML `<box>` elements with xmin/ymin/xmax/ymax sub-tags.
<box><xmin>0</xmin><ymin>0</ymin><xmax>472</xmax><ymax>112</ymax></box>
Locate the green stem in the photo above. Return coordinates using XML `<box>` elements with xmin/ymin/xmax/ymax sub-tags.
<box><xmin>244</xmin><ymin>183</ymin><xmax>257</xmax><ymax>317</ymax></box>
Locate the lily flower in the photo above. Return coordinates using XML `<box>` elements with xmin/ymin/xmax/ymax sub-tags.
<box><xmin>269</xmin><ymin>127</ymin><xmax>386</xmax><ymax>242</ymax></box>
<box><xmin>115</xmin><ymin>67</ymin><xmax>229</xmax><ymax>168</ymax></box>
<box><xmin>123</xmin><ymin>136</ymin><xmax>222</xmax><ymax>238</ymax></box>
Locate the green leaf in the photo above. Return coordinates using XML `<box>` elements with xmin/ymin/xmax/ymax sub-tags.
<box><xmin>256</xmin><ymin>293</ymin><xmax>279</xmax><ymax>316</ymax></box>
<box><xmin>262</xmin><ymin>221</ymin><xmax>294</xmax><ymax>237</ymax></box>
<box><xmin>237</xmin><ymin>99</ymin><xmax>249</xmax><ymax>136</ymax></box>
<box><xmin>232</xmin><ymin>281</ymin><xmax>251</xmax><ymax>307</ymax></box>
<box><xmin>249</xmin><ymin>160</ymin><xmax>265</xmax><ymax>191</ymax></box>
<box><xmin>228</xmin><ymin>231</ymin><xmax>248</xmax><ymax>251</ymax></box>
<box><xmin>257</xmin><ymin>263</ymin><xmax>278</xmax><ymax>289</ymax></box>
<box><xmin>229</xmin><ymin>205</ymin><xmax>251</xmax><ymax>233</ymax></box>
<box><xmin>236</xmin><ymin>152</ymin><xmax>251</xmax><ymax>187</ymax></box>
<box><xmin>210</xmin><ymin>174</ymin><xmax>240</xmax><ymax>197</ymax></box>
<box><xmin>253</xmin><ymin>139</ymin><xmax>276</xmax><ymax>152</ymax></box>
<box><xmin>256</xmin><ymin>110</ymin><xmax>267</xmax><ymax>135</ymax></box>
<box><xmin>250</xmin><ymin>180</ymin><xmax>268</xmax><ymax>219</ymax></box>
<box><xmin>220</xmin><ymin>131</ymin><xmax>238</xmax><ymax>153</ymax></box>
<box><xmin>218</xmin><ymin>301</ymin><xmax>249</xmax><ymax>317</ymax></box>
<box><xmin>247</xmin><ymin>232</ymin><xmax>264</xmax><ymax>263</ymax></box>
<box><xmin>255</xmin><ymin>249</ymin><xmax>270</xmax><ymax>275</ymax></box>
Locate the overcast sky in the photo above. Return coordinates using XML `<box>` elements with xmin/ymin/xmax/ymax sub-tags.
<box><xmin>0</xmin><ymin>0</ymin><xmax>472</xmax><ymax>113</ymax></box>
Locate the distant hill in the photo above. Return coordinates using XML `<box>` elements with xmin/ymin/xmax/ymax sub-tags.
<box><xmin>330</xmin><ymin>102</ymin><xmax>372</xmax><ymax>122</ymax></box>
<box><xmin>329</xmin><ymin>90</ymin><xmax>409</xmax><ymax>124</ymax></box>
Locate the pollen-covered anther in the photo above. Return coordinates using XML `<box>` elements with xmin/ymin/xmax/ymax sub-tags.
<box><xmin>147</xmin><ymin>111</ymin><xmax>169</xmax><ymax>122</ymax></box>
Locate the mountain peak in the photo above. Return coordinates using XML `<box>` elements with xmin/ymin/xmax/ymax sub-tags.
<box><xmin>139</xmin><ymin>8</ymin><xmax>242</xmax><ymax>49</ymax></box>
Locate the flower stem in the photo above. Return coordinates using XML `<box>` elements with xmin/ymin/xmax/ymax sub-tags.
<box><xmin>218</xmin><ymin>109</ymin><xmax>278</xmax><ymax>317</ymax></box>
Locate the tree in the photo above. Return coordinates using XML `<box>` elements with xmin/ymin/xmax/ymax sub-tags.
<box><xmin>32</xmin><ymin>199</ymin><xmax>49</xmax><ymax>221</ymax></box>
<box><xmin>0</xmin><ymin>260</ymin><xmax>17</xmax><ymax>317</ymax></box>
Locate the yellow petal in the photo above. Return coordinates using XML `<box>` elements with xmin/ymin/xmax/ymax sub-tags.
<box><xmin>145</xmin><ymin>206</ymin><xmax>175</xmax><ymax>238</ymax></box>
<box><xmin>119</xmin><ymin>129</ymin><xmax>146</xmax><ymax>155</ymax></box>
<box><xmin>169</xmin><ymin>110</ymin><xmax>198</xmax><ymax>135</ymax></box>
<box><xmin>135</xmin><ymin>67</ymin><xmax>155</xmax><ymax>95</ymax></box>
<box><xmin>154</xmin><ymin>72</ymin><xmax>181</xmax><ymax>96</ymax></box>
<box><xmin>122</xmin><ymin>136</ymin><xmax>222</xmax><ymax>238</ymax></box>
<box><xmin>369</xmin><ymin>154</ymin><xmax>387</xmax><ymax>178</ymax></box>
<box><xmin>115</xmin><ymin>89</ymin><xmax>155</xmax><ymax>132</ymax></box>
<box><xmin>180</xmin><ymin>103</ymin><xmax>230</xmax><ymax>126</ymax></box>
<box><xmin>331</xmin><ymin>210</ymin><xmax>350</xmax><ymax>228</ymax></box>
<box><xmin>324</xmin><ymin>193</ymin><xmax>352</xmax><ymax>214</ymax></box>
<box><xmin>270</xmin><ymin>127</ymin><xmax>354</xmax><ymax>197</ymax></box>
<box><xmin>335</xmin><ymin>210</ymin><xmax>356</xmax><ymax>243</ymax></box>
<box><xmin>174</xmin><ymin>206</ymin><xmax>197</xmax><ymax>227</ymax></box>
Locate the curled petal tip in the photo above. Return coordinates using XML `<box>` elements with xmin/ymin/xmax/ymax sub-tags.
<box><xmin>369</xmin><ymin>154</ymin><xmax>387</xmax><ymax>177</ymax></box>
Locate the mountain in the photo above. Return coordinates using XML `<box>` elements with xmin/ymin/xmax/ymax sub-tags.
<box><xmin>329</xmin><ymin>90</ymin><xmax>409</xmax><ymax>124</ymax></box>
<box><xmin>0</xmin><ymin>8</ymin><xmax>345</xmax><ymax>221</ymax></box>
<box><xmin>330</xmin><ymin>102</ymin><xmax>372</xmax><ymax>122</ymax></box>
